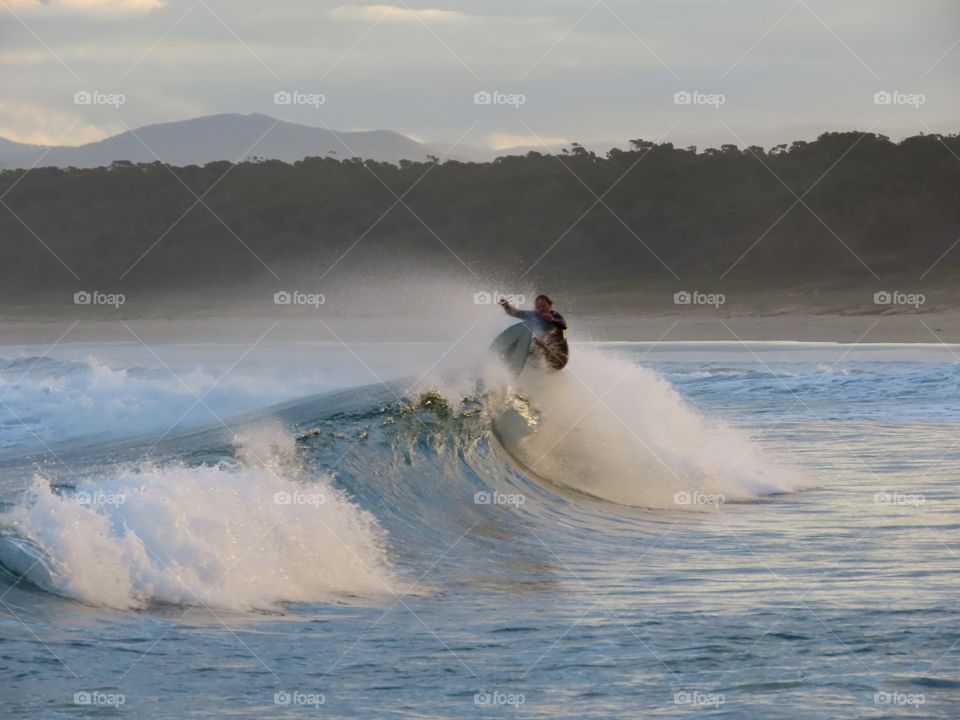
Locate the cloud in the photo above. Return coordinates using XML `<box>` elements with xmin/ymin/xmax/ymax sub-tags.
<box><xmin>330</xmin><ymin>4</ymin><xmax>465</xmax><ymax>23</ymax></box>
<box><xmin>4</xmin><ymin>0</ymin><xmax>165</xmax><ymax>15</ymax></box>
<box><xmin>0</xmin><ymin>49</ymin><xmax>49</xmax><ymax>66</ymax></box>
<box><xmin>488</xmin><ymin>133</ymin><xmax>568</xmax><ymax>151</ymax></box>
<box><xmin>0</xmin><ymin>101</ymin><xmax>110</xmax><ymax>145</ymax></box>
<box><xmin>1</xmin><ymin>0</ymin><xmax>955</xmax><ymax>151</ymax></box>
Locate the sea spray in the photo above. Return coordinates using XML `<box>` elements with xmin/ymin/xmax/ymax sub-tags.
<box><xmin>481</xmin><ymin>344</ymin><xmax>810</xmax><ymax>508</ymax></box>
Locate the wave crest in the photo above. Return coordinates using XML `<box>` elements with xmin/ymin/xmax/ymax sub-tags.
<box><xmin>0</xmin><ymin>426</ymin><xmax>401</xmax><ymax>610</ymax></box>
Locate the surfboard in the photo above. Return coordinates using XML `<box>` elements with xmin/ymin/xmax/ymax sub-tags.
<box><xmin>489</xmin><ymin>322</ymin><xmax>533</xmax><ymax>375</ymax></box>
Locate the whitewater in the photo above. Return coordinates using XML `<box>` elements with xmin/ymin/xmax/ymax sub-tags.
<box><xmin>1</xmin><ymin>322</ymin><xmax>958</xmax><ymax>718</ymax></box>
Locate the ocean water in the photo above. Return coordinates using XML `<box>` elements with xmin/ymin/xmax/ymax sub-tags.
<box><xmin>1</xmin><ymin>337</ymin><xmax>958</xmax><ymax>718</ymax></box>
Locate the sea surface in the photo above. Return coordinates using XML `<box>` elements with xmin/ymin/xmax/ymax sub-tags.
<box><xmin>1</xmin><ymin>337</ymin><xmax>958</xmax><ymax>718</ymax></box>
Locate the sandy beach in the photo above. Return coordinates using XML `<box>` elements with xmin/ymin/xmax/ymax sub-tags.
<box><xmin>2</xmin><ymin>281</ymin><xmax>958</xmax><ymax>346</ymax></box>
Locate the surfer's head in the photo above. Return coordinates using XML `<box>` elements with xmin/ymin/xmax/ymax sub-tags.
<box><xmin>534</xmin><ymin>294</ymin><xmax>553</xmax><ymax>312</ymax></box>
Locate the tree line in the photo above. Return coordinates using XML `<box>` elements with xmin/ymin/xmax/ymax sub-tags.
<box><xmin>1</xmin><ymin>131</ymin><xmax>957</xmax><ymax>299</ymax></box>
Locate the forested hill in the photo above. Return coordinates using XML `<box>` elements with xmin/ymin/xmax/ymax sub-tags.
<box><xmin>2</xmin><ymin>131</ymin><xmax>958</xmax><ymax>298</ymax></box>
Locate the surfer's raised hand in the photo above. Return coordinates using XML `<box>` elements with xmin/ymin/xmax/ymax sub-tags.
<box><xmin>498</xmin><ymin>297</ymin><xmax>510</xmax><ymax>309</ymax></box>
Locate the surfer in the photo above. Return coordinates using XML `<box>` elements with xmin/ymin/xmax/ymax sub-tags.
<box><xmin>499</xmin><ymin>295</ymin><xmax>569</xmax><ymax>370</ymax></box>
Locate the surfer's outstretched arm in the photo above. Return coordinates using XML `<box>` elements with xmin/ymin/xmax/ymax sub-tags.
<box><xmin>499</xmin><ymin>298</ymin><xmax>535</xmax><ymax>320</ymax></box>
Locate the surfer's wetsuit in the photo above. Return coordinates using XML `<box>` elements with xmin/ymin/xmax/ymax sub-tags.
<box><xmin>503</xmin><ymin>305</ymin><xmax>569</xmax><ymax>370</ymax></box>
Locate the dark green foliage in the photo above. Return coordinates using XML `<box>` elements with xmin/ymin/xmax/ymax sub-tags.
<box><xmin>1</xmin><ymin>131</ymin><xmax>957</xmax><ymax>296</ymax></box>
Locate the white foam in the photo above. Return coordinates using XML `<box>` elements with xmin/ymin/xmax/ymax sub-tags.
<box><xmin>491</xmin><ymin>345</ymin><xmax>811</xmax><ymax>508</ymax></box>
<box><xmin>0</xmin><ymin>427</ymin><xmax>401</xmax><ymax>610</ymax></box>
<box><xmin>0</xmin><ymin>354</ymin><xmax>313</xmax><ymax>450</ymax></box>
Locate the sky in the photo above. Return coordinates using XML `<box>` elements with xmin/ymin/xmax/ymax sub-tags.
<box><xmin>0</xmin><ymin>0</ymin><xmax>957</xmax><ymax>153</ymax></box>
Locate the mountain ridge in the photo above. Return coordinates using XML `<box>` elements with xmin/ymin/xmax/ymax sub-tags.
<box><xmin>0</xmin><ymin>113</ymin><xmax>437</xmax><ymax>169</ymax></box>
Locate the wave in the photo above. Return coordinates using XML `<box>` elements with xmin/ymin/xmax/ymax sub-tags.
<box><xmin>660</xmin><ymin>359</ymin><xmax>960</xmax><ymax>422</ymax></box>
<box><xmin>0</xmin><ymin>426</ymin><xmax>401</xmax><ymax>611</ymax></box>
<box><xmin>0</xmin><ymin>354</ymin><xmax>320</xmax><ymax>451</ymax></box>
<box><xmin>0</xmin><ymin>343</ymin><xmax>812</xmax><ymax>611</ymax></box>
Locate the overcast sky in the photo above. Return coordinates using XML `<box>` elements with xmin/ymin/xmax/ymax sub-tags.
<box><xmin>1</xmin><ymin>0</ymin><xmax>957</xmax><ymax>152</ymax></box>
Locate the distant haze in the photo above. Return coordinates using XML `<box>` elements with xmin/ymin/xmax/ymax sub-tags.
<box><xmin>0</xmin><ymin>114</ymin><xmax>437</xmax><ymax>169</ymax></box>
<box><xmin>0</xmin><ymin>113</ymin><xmax>661</xmax><ymax>169</ymax></box>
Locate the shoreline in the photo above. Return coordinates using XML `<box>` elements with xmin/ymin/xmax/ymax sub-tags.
<box><xmin>3</xmin><ymin>280</ymin><xmax>959</xmax><ymax>345</ymax></box>
<box><xmin>0</xmin><ymin>310</ymin><xmax>957</xmax><ymax>346</ymax></box>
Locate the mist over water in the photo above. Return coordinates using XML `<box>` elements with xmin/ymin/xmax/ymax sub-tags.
<box><xmin>0</xmin><ymin>273</ymin><xmax>532</xmax><ymax>450</ymax></box>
